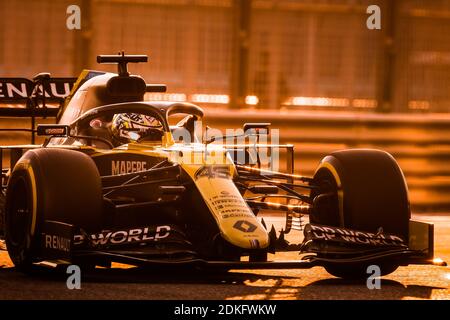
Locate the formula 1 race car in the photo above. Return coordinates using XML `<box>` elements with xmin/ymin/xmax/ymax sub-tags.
<box><xmin>0</xmin><ymin>54</ymin><xmax>445</xmax><ymax>279</ymax></box>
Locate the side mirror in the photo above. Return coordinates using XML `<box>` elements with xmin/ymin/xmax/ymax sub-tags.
<box><xmin>37</xmin><ymin>124</ymin><xmax>70</xmax><ymax>137</ymax></box>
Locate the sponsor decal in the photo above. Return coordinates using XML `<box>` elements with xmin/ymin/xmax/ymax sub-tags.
<box><xmin>41</xmin><ymin>221</ymin><xmax>74</xmax><ymax>258</ymax></box>
<box><xmin>111</xmin><ymin>160</ymin><xmax>147</xmax><ymax>175</ymax></box>
<box><xmin>45</xmin><ymin>128</ymin><xmax>67</xmax><ymax>135</ymax></box>
<box><xmin>306</xmin><ymin>224</ymin><xmax>405</xmax><ymax>246</ymax></box>
<box><xmin>0</xmin><ymin>78</ymin><xmax>76</xmax><ymax>102</ymax></box>
<box><xmin>74</xmin><ymin>225</ymin><xmax>171</xmax><ymax>246</ymax></box>
<box><xmin>44</xmin><ymin>234</ymin><xmax>71</xmax><ymax>252</ymax></box>
<box><xmin>209</xmin><ymin>192</ymin><xmax>254</xmax><ymax>219</ymax></box>
<box><xmin>233</xmin><ymin>220</ymin><xmax>257</xmax><ymax>233</ymax></box>
<box><xmin>194</xmin><ymin>165</ymin><xmax>231</xmax><ymax>180</ymax></box>
<box><xmin>222</xmin><ymin>213</ymin><xmax>253</xmax><ymax>219</ymax></box>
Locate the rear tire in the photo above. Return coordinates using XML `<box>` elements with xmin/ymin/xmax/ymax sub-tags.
<box><xmin>5</xmin><ymin>148</ymin><xmax>103</xmax><ymax>271</ymax></box>
<box><xmin>310</xmin><ymin>149</ymin><xmax>410</xmax><ymax>279</ymax></box>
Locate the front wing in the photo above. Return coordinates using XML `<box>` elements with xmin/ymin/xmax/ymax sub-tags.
<box><xmin>35</xmin><ymin>218</ymin><xmax>445</xmax><ymax>271</ymax></box>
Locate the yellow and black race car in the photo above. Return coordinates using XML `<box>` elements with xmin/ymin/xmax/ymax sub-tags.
<box><xmin>0</xmin><ymin>54</ymin><xmax>445</xmax><ymax>279</ymax></box>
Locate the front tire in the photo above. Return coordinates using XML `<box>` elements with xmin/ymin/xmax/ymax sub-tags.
<box><xmin>5</xmin><ymin>148</ymin><xmax>103</xmax><ymax>271</ymax></box>
<box><xmin>310</xmin><ymin>149</ymin><xmax>410</xmax><ymax>279</ymax></box>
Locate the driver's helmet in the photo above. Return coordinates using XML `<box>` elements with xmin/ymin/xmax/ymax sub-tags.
<box><xmin>111</xmin><ymin>113</ymin><xmax>163</xmax><ymax>144</ymax></box>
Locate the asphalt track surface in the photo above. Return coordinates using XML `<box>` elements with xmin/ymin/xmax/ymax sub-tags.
<box><xmin>0</xmin><ymin>214</ymin><xmax>449</xmax><ymax>300</ymax></box>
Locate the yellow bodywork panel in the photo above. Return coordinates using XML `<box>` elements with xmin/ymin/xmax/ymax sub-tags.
<box><xmin>185</xmin><ymin>165</ymin><xmax>269</xmax><ymax>249</ymax></box>
<box><xmin>101</xmin><ymin>141</ymin><xmax>270</xmax><ymax>250</ymax></box>
<box><xmin>174</xmin><ymin>145</ymin><xmax>269</xmax><ymax>250</ymax></box>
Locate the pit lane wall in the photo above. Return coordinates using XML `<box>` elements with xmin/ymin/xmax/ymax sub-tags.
<box><xmin>1</xmin><ymin>110</ymin><xmax>450</xmax><ymax>211</ymax></box>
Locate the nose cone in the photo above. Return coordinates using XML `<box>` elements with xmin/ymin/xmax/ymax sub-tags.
<box><xmin>185</xmin><ymin>164</ymin><xmax>269</xmax><ymax>249</ymax></box>
<box><xmin>225</xmin><ymin>218</ymin><xmax>269</xmax><ymax>249</ymax></box>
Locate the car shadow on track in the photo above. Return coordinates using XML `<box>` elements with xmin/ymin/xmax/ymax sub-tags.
<box><xmin>294</xmin><ymin>278</ymin><xmax>443</xmax><ymax>300</ymax></box>
<box><xmin>35</xmin><ymin>265</ymin><xmax>298</xmax><ymax>285</ymax></box>
<box><xmin>0</xmin><ymin>265</ymin><xmax>444</xmax><ymax>300</ymax></box>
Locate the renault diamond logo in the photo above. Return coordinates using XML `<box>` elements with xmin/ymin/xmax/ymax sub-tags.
<box><xmin>233</xmin><ymin>220</ymin><xmax>257</xmax><ymax>233</ymax></box>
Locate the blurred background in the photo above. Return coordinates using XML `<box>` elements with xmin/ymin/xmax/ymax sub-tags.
<box><xmin>2</xmin><ymin>0</ymin><xmax>450</xmax><ymax>112</ymax></box>
<box><xmin>1</xmin><ymin>0</ymin><xmax>450</xmax><ymax>210</ymax></box>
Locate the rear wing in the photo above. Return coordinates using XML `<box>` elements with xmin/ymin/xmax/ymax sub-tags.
<box><xmin>0</xmin><ymin>70</ymin><xmax>108</xmax><ymax>117</ymax></box>
<box><xmin>0</xmin><ymin>71</ymin><xmax>104</xmax><ymax>143</ymax></box>
<box><xmin>0</xmin><ymin>77</ymin><xmax>77</xmax><ymax>116</ymax></box>
<box><xmin>0</xmin><ymin>67</ymin><xmax>167</xmax><ymax>143</ymax></box>
<box><xmin>1</xmin><ymin>53</ymin><xmax>168</xmax><ymax>144</ymax></box>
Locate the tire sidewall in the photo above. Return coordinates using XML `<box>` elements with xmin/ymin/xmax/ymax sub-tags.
<box><xmin>312</xmin><ymin>149</ymin><xmax>410</xmax><ymax>240</ymax></box>
<box><xmin>311</xmin><ymin>149</ymin><xmax>411</xmax><ymax>279</ymax></box>
<box><xmin>5</xmin><ymin>164</ymin><xmax>40</xmax><ymax>268</ymax></box>
<box><xmin>5</xmin><ymin>148</ymin><xmax>103</xmax><ymax>269</ymax></box>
